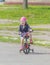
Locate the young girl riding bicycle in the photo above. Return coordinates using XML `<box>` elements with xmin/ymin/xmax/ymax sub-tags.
<box><xmin>19</xmin><ymin>17</ymin><xmax>33</xmax><ymax>51</ymax></box>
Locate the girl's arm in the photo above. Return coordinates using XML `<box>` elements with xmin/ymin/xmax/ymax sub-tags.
<box><xmin>28</xmin><ymin>25</ymin><xmax>33</xmax><ymax>32</ymax></box>
<box><xmin>18</xmin><ymin>25</ymin><xmax>21</xmax><ymax>35</ymax></box>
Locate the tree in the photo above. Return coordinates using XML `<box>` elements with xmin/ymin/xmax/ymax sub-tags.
<box><xmin>23</xmin><ymin>0</ymin><xmax>28</xmax><ymax>9</ymax></box>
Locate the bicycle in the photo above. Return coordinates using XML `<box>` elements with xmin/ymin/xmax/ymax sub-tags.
<box><xmin>19</xmin><ymin>30</ymin><xmax>34</xmax><ymax>54</ymax></box>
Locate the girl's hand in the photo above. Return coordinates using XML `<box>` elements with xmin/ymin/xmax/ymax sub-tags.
<box><xmin>18</xmin><ymin>32</ymin><xmax>21</xmax><ymax>35</ymax></box>
<box><xmin>29</xmin><ymin>28</ymin><xmax>33</xmax><ymax>32</ymax></box>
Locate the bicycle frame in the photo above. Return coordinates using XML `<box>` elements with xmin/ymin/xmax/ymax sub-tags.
<box><xmin>24</xmin><ymin>33</ymin><xmax>29</xmax><ymax>43</ymax></box>
<box><xmin>19</xmin><ymin>30</ymin><xmax>34</xmax><ymax>54</ymax></box>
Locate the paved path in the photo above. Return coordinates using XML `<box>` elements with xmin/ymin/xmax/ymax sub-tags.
<box><xmin>0</xmin><ymin>42</ymin><xmax>50</xmax><ymax>65</ymax></box>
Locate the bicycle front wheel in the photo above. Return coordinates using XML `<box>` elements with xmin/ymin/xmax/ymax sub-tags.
<box><xmin>23</xmin><ymin>47</ymin><xmax>30</xmax><ymax>54</ymax></box>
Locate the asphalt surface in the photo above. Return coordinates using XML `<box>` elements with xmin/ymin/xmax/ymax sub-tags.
<box><xmin>0</xmin><ymin>42</ymin><xmax>50</xmax><ymax>65</ymax></box>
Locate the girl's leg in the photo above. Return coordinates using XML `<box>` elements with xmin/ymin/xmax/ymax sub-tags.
<box><xmin>26</xmin><ymin>32</ymin><xmax>33</xmax><ymax>44</ymax></box>
<box><xmin>29</xmin><ymin>33</ymin><xmax>33</xmax><ymax>44</ymax></box>
<box><xmin>20</xmin><ymin>37</ymin><xmax>24</xmax><ymax>51</ymax></box>
<box><xmin>21</xmin><ymin>37</ymin><xmax>24</xmax><ymax>46</ymax></box>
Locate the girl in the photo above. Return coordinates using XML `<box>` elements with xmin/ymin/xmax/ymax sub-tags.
<box><xmin>19</xmin><ymin>17</ymin><xmax>33</xmax><ymax>51</ymax></box>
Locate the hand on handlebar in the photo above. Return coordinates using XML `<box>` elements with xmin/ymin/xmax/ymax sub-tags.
<box><xmin>29</xmin><ymin>28</ymin><xmax>33</xmax><ymax>32</ymax></box>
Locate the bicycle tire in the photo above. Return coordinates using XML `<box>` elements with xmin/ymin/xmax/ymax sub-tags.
<box><xmin>23</xmin><ymin>47</ymin><xmax>30</xmax><ymax>54</ymax></box>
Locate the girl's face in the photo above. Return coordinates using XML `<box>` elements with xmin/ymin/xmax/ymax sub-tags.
<box><xmin>21</xmin><ymin>21</ymin><xmax>26</xmax><ymax>26</ymax></box>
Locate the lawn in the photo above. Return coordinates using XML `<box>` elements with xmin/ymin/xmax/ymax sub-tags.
<box><xmin>0</xmin><ymin>35</ymin><xmax>50</xmax><ymax>47</ymax></box>
<box><xmin>0</xmin><ymin>35</ymin><xmax>20</xmax><ymax>43</ymax></box>
<box><xmin>0</xmin><ymin>4</ymin><xmax>50</xmax><ymax>25</ymax></box>
<box><xmin>0</xmin><ymin>4</ymin><xmax>50</xmax><ymax>47</ymax></box>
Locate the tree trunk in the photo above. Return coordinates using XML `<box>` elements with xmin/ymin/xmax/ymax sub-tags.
<box><xmin>23</xmin><ymin>0</ymin><xmax>28</xmax><ymax>9</ymax></box>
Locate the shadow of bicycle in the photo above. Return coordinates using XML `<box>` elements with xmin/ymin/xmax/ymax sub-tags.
<box><xmin>29</xmin><ymin>51</ymin><xmax>50</xmax><ymax>55</ymax></box>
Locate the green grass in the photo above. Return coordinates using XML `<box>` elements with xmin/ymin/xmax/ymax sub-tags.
<box><xmin>0</xmin><ymin>35</ymin><xmax>50</xmax><ymax>47</ymax></box>
<box><xmin>0</xmin><ymin>36</ymin><xmax>20</xmax><ymax>43</ymax></box>
<box><xmin>0</xmin><ymin>4</ymin><xmax>50</xmax><ymax>47</ymax></box>
<box><xmin>34</xmin><ymin>42</ymin><xmax>50</xmax><ymax>48</ymax></box>
<box><xmin>33</xmin><ymin>28</ymin><xmax>50</xmax><ymax>31</ymax></box>
<box><xmin>34</xmin><ymin>39</ymin><xmax>50</xmax><ymax>48</ymax></box>
<box><xmin>0</xmin><ymin>25</ymin><xmax>50</xmax><ymax>31</ymax></box>
<box><xmin>0</xmin><ymin>22</ymin><xmax>19</xmax><ymax>26</ymax></box>
<box><xmin>0</xmin><ymin>5</ymin><xmax>50</xmax><ymax>25</ymax></box>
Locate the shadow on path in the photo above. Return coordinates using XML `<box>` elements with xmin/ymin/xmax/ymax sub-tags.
<box><xmin>29</xmin><ymin>51</ymin><xmax>50</xmax><ymax>55</ymax></box>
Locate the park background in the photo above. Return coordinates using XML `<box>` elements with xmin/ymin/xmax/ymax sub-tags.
<box><xmin>0</xmin><ymin>0</ymin><xmax>50</xmax><ymax>65</ymax></box>
<box><xmin>0</xmin><ymin>0</ymin><xmax>50</xmax><ymax>47</ymax></box>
